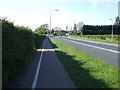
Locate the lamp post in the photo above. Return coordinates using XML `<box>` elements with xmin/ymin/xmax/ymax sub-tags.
<box><xmin>70</xmin><ymin>19</ymin><xmax>75</xmax><ymax>30</ymax></box>
<box><xmin>49</xmin><ymin>9</ymin><xmax>59</xmax><ymax>36</ymax></box>
<box><xmin>110</xmin><ymin>19</ymin><xmax>114</xmax><ymax>41</ymax></box>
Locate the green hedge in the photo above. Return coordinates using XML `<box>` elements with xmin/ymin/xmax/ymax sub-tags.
<box><xmin>33</xmin><ymin>32</ymin><xmax>45</xmax><ymax>49</ymax></box>
<box><xmin>82</xmin><ymin>25</ymin><xmax>120</xmax><ymax>35</ymax></box>
<box><xmin>2</xmin><ymin>19</ymin><xmax>45</xmax><ymax>88</ymax></box>
<box><xmin>76</xmin><ymin>35</ymin><xmax>119</xmax><ymax>41</ymax></box>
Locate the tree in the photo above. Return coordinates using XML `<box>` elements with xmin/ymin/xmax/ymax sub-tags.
<box><xmin>35</xmin><ymin>24</ymin><xmax>48</xmax><ymax>34</ymax></box>
<box><xmin>82</xmin><ymin>25</ymin><xmax>120</xmax><ymax>35</ymax></box>
<box><xmin>66</xmin><ymin>26</ymin><xmax>68</xmax><ymax>31</ymax></box>
<box><xmin>77</xmin><ymin>22</ymin><xmax>84</xmax><ymax>35</ymax></box>
<box><xmin>114</xmin><ymin>16</ymin><xmax>120</xmax><ymax>25</ymax></box>
<box><xmin>54</xmin><ymin>27</ymin><xmax>62</xmax><ymax>31</ymax></box>
<box><xmin>51</xmin><ymin>28</ymin><xmax>54</xmax><ymax>34</ymax></box>
<box><xmin>73</xmin><ymin>23</ymin><xmax>77</xmax><ymax>31</ymax></box>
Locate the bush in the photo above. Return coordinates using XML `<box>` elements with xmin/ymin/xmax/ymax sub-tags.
<box><xmin>2</xmin><ymin>19</ymin><xmax>45</xmax><ymax>88</ymax></box>
<box><xmin>33</xmin><ymin>32</ymin><xmax>45</xmax><ymax>49</ymax></box>
<box><xmin>2</xmin><ymin>19</ymin><xmax>34</xmax><ymax>87</ymax></box>
<box><xmin>82</xmin><ymin>25</ymin><xmax>120</xmax><ymax>35</ymax></box>
<box><xmin>77</xmin><ymin>35</ymin><xmax>119</xmax><ymax>41</ymax></box>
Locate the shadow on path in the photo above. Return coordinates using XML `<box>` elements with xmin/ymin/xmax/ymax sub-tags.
<box><xmin>49</xmin><ymin>38</ymin><xmax>110</xmax><ymax>88</ymax></box>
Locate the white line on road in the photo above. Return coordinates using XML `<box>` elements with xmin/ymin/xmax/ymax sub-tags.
<box><xmin>32</xmin><ymin>38</ymin><xmax>46</xmax><ymax>89</ymax></box>
<box><xmin>63</xmin><ymin>38</ymin><xmax>120</xmax><ymax>54</ymax></box>
<box><xmin>66</xmin><ymin>37</ymin><xmax>119</xmax><ymax>47</ymax></box>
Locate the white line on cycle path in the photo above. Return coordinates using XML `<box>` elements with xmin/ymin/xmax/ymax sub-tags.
<box><xmin>32</xmin><ymin>38</ymin><xmax>46</xmax><ymax>89</ymax></box>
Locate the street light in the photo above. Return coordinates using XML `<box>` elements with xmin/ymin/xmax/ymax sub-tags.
<box><xmin>110</xmin><ymin>19</ymin><xmax>114</xmax><ymax>41</ymax></box>
<box><xmin>70</xmin><ymin>19</ymin><xmax>75</xmax><ymax>31</ymax></box>
<box><xmin>49</xmin><ymin>9</ymin><xmax>59</xmax><ymax>36</ymax></box>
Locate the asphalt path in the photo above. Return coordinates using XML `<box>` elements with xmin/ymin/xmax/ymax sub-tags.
<box><xmin>51</xmin><ymin>36</ymin><xmax>119</xmax><ymax>68</ymax></box>
<box><xmin>10</xmin><ymin>37</ymin><xmax>76</xmax><ymax>88</ymax></box>
<box><xmin>36</xmin><ymin>37</ymin><xmax>75</xmax><ymax>88</ymax></box>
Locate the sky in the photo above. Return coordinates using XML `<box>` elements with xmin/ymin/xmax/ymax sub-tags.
<box><xmin>0</xmin><ymin>0</ymin><xmax>119</xmax><ymax>31</ymax></box>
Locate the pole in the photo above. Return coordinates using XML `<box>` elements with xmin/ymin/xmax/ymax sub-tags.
<box><xmin>50</xmin><ymin>11</ymin><xmax>51</xmax><ymax>36</ymax></box>
<box><xmin>110</xmin><ymin>19</ymin><xmax>114</xmax><ymax>41</ymax></box>
<box><xmin>112</xmin><ymin>24</ymin><xmax>113</xmax><ymax>41</ymax></box>
<box><xmin>49</xmin><ymin>9</ymin><xmax>59</xmax><ymax>36</ymax></box>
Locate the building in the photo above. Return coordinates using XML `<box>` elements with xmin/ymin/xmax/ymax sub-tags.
<box><xmin>115</xmin><ymin>1</ymin><xmax>120</xmax><ymax>25</ymax></box>
<box><xmin>118</xmin><ymin>1</ymin><xmax>120</xmax><ymax>25</ymax></box>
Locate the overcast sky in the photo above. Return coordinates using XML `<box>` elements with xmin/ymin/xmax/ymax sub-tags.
<box><xmin>0</xmin><ymin>0</ymin><xmax>119</xmax><ymax>31</ymax></box>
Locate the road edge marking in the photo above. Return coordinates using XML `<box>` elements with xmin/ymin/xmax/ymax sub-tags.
<box><xmin>63</xmin><ymin>38</ymin><xmax>120</xmax><ymax>54</ymax></box>
<box><xmin>32</xmin><ymin>38</ymin><xmax>46</xmax><ymax>89</ymax></box>
<box><xmin>66</xmin><ymin>37</ymin><xmax>119</xmax><ymax>47</ymax></box>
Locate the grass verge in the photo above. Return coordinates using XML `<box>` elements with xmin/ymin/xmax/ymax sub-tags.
<box><xmin>49</xmin><ymin>38</ymin><xmax>119</xmax><ymax>88</ymax></box>
<box><xmin>67</xmin><ymin>35</ymin><xmax>119</xmax><ymax>44</ymax></box>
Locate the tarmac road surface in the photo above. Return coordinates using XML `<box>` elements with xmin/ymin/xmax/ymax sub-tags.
<box><xmin>51</xmin><ymin>36</ymin><xmax>119</xmax><ymax>68</ymax></box>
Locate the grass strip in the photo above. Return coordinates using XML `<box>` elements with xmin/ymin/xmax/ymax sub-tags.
<box><xmin>67</xmin><ymin>35</ymin><xmax>119</xmax><ymax>44</ymax></box>
<box><xmin>49</xmin><ymin>38</ymin><xmax>119</xmax><ymax>88</ymax></box>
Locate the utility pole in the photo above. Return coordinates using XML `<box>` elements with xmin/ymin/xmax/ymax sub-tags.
<box><xmin>110</xmin><ymin>19</ymin><xmax>114</xmax><ymax>41</ymax></box>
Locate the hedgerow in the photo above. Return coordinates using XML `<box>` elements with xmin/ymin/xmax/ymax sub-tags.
<box><xmin>82</xmin><ymin>25</ymin><xmax>120</xmax><ymax>35</ymax></box>
<box><xmin>33</xmin><ymin>32</ymin><xmax>45</xmax><ymax>49</ymax></box>
<box><xmin>77</xmin><ymin>35</ymin><xmax>119</xmax><ymax>41</ymax></box>
<box><xmin>2</xmin><ymin>18</ymin><xmax>45</xmax><ymax>88</ymax></box>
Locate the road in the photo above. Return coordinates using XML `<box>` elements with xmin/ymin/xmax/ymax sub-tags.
<box><xmin>51</xmin><ymin>36</ymin><xmax>119</xmax><ymax>68</ymax></box>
